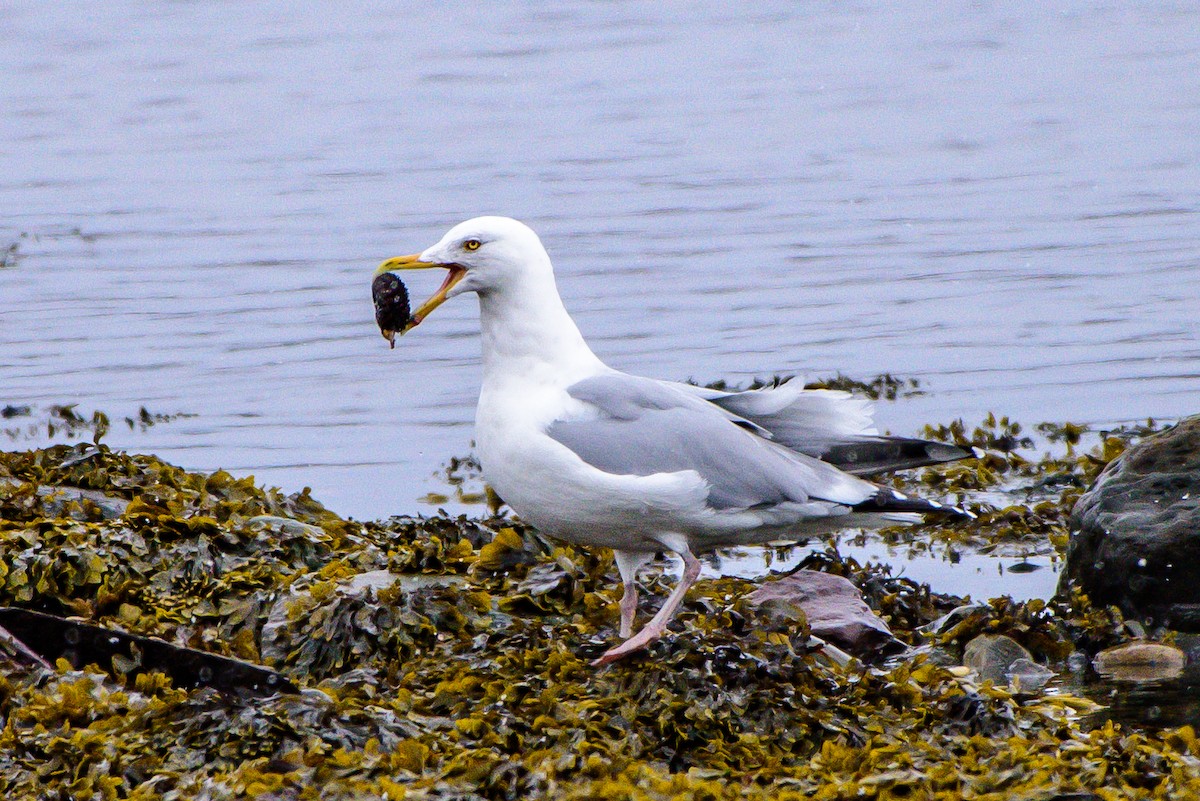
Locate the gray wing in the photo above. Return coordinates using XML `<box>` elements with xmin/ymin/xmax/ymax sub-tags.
<box><xmin>673</xmin><ymin>380</ymin><xmax>975</xmax><ymax>475</ymax></box>
<box><xmin>546</xmin><ymin>374</ymin><xmax>876</xmax><ymax>510</ymax></box>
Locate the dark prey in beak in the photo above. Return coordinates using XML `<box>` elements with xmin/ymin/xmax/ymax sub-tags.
<box><xmin>372</xmin><ymin>272</ymin><xmax>411</xmax><ymax>348</ymax></box>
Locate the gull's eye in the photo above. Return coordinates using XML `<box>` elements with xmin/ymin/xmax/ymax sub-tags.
<box><xmin>463</xmin><ymin>239</ymin><xmax>482</xmax><ymax>252</ymax></box>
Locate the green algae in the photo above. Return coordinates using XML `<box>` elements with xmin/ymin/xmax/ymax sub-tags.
<box><xmin>2</xmin><ymin>433</ymin><xmax>1199</xmax><ymax>799</ymax></box>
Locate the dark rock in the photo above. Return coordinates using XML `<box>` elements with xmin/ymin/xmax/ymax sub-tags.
<box><xmin>746</xmin><ymin>570</ymin><xmax>900</xmax><ymax>658</ymax></box>
<box><xmin>1062</xmin><ymin>415</ymin><xmax>1200</xmax><ymax>628</ymax></box>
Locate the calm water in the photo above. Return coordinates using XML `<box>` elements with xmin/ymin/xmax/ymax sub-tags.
<box><xmin>3</xmin><ymin>2</ymin><xmax>1198</xmax><ymax>544</ymax></box>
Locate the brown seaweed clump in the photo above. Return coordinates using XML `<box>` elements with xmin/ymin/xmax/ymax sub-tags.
<box><xmin>1</xmin><ymin>443</ymin><xmax>1199</xmax><ymax>799</ymax></box>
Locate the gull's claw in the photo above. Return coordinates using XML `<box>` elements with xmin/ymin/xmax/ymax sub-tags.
<box><xmin>590</xmin><ymin>625</ymin><xmax>667</xmax><ymax>667</ymax></box>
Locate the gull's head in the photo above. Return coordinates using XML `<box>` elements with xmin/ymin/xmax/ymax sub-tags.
<box><xmin>375</xmin><ymin>216</ymin><xmax>550</xmax><ymax>338</ymax></box>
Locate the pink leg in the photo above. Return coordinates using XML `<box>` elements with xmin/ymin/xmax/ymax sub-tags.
<box><xmin>612</xmin><ymin>550</ymin><xmax>651</xmax><ymax>639</ymax></box>
<box><xmin>593</xmin><ymin>549</ymin><xmax>701</xmax><ymax>667</ymax></box>
<box><xmin>619</xmin><ymin>581</ymin><xmax>638</xmax><ymax>639</ymax></box>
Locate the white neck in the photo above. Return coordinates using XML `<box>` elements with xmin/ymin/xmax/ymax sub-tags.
<box><xmin>476</xmin><ymin>268</ymin><xmax>605</xmax><ymax>389</ymax></box>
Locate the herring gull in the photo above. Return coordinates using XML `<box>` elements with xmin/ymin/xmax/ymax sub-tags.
<box><xmin>375</xmin><ymin>216</ymin><xmax>973</xmax><ymax>665</ymax></box>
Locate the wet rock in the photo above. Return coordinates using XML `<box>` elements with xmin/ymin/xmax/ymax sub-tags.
<box><xmin>963</xmin><ymin>634</ymin><xmax>1033</xmax><ymax>684</ymax></box>
<box><xmin>1005</xmin><ymin>658</ymin><xmax>1055</xmax><ymax>693</ymax></box>
<box><xmin>1092</xmin><ymin>641</ymin><xmax>1187</xmax><ymax>682</ymax></box>
<box><xmin>746</xmin><ymin>570</ymin><xmax>900</xmax><ymax>658</ymax></box>
<box><xmin>1063</xmin><ymin>415</ymin><xmax>1200</xmax><ymax>628</ymax></box>
<box><xmin>0</xmin><ymin>607</ymin><xmax>297</xmax><ymax>697</ymax></box>
<box><xmin>1066</xmin><ymin>651</ymin><xmax>1091</xmax><ymax>673</ymax></box>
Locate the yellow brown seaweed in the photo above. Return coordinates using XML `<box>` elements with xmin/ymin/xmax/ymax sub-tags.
<box><xmin>1</xmin><ymin>426</ymin><xmax>1196</xmax><ymax>800</ymax></box>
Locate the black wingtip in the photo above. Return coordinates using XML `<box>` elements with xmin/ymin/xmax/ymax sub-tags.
<box><xmin>821</xmin><ymin>436</ymin><xmax>979</xmax><ymax>477</ymax></box>
<box><xmin>849</xmin><ymin>487</ymin><xmax>976</xmax><ymax>520</ymax></box>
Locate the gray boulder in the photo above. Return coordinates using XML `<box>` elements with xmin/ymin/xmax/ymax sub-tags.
<box><xmin>962</xmin><ymin>634</ymin><xmax>1053</xmax><ymax>691</ymax></box>
<box><xmin>963</xmin><ymin>633</ymin><xmax>1032</xmax><ymax>683</ymax></box>
<box><xmin>1062</xmin><ymin>415</ymin><xmax>1200</xmax><ymax>629</ymax></box>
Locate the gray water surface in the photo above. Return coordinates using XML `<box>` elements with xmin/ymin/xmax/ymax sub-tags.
<box><xmin>3</xmin><ymin>2</ymin><xmax>1198</xmax><ymax>534</ymax></box>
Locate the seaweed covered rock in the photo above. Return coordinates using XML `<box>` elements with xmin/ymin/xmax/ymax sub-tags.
<box><xmin>1063</xmin><ymin>415</ymin><xmax>1200</xmax><ymax>628</ymax></box>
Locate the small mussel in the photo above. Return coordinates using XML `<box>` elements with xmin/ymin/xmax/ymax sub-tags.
<box><xmin>372</xmin><ymin>272</ymin><xmax>411</xmax><ymax>348</ymax></box>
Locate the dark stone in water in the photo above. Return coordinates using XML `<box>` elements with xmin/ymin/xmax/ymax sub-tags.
<box><xmin>372</xmin><ymin>272</ymin><xmax>410</xmax><ymax>348</ymax></box>
<box><xmin>1062</xmin><ymin>414</ymin><xmax>1200</xmax><ymax>629</ymax></box>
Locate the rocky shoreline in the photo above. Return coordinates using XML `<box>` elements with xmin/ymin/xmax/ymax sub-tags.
<box><xmin>1</xmin><ymin>422</ymin><xmax>1199</xmax><ymax>798</ymax></box>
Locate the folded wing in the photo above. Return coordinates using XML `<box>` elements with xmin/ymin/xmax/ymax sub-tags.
<box><xmin>547</xmin><ymin>374</ymin><xmax>881</xmax><ymax>512</ymax></box>
<box><xmin>674</xmin><ymin>378</ymin><xmax>974</xmax><ymax>475</ymax></box>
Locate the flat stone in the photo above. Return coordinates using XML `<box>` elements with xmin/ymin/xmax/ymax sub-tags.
<box><xmin>747</xmin><ymin>570</ymin><xmax>898</xmax><ymax>657</ymax></box>
<box><xmin>1092</xmin><ymin>641</ymin><xmax>1187</xmax><ymax>682</ymax></box>
<box><xmin>1062</xmin><ymin>415</ymin><xmax>1200</xmax><ymax>628</ymax></box>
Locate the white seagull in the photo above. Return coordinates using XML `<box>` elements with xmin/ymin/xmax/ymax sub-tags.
<box><xmin>375</xmin><ymin>216</ymin><xmax>973</xmax><ymax>666</ymax></box>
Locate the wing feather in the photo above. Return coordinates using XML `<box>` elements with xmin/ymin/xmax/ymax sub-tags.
<box><xmin>546</xmin><ymin>374</ymin><xmax>877</xmax><ymax>510</ymax></box>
